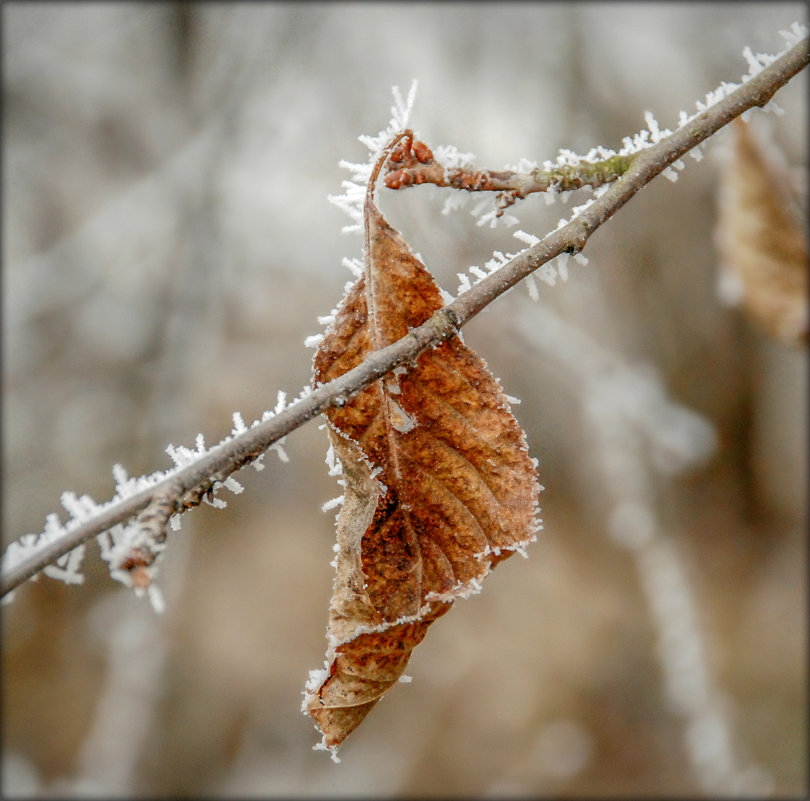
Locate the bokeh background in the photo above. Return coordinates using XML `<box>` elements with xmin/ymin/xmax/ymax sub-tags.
<box><xmin>2</xmin><ymin>3</ymin><xmax>807</xmax><ymax>797</ymax></box>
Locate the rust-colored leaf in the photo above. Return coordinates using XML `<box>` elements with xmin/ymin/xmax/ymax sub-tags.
<box><xmin>304</xmin><ymin>132</ymin><xmax>540</xmax><ymax>755</ymax></box>
<box><xmin>716</xmin><ymin>119</ymin><xmax>808</xmax><ymax>346</ymax></box>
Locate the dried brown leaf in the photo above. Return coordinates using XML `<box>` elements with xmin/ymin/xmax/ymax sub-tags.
<box><xmin>716</xmin><ymin>119</ymin><xmax>808</xmax><ymax>345</ymax></box>
<box><xmin>304</xmin><ymin>132</ymin><xmax>540</xmax><ymax>755</ymax></box>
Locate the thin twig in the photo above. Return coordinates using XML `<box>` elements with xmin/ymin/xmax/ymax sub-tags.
<box><xmin>2</xmin><ymin>36</ymin><xmax>807</xmax><ymax>599</ymax></box>
<box><xmin>385</xmin><ymin>147</ymin><xmax>633</xmax><ymax>216</ymax></box>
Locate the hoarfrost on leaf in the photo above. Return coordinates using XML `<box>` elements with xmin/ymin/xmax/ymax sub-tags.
<box><xmin>341</xmin><ymin>256</ymin><xmax>364</xmax><ymax>278</ymax></box>
<box><xmin>325</xmin><ymin>442</ymin><xmax>343</xmax><ymax>476</ymax></box>
<box><xmin>306</xmin><ymin>130</ymin><xmax>540</xmax><ymax>751</ymax></box>
<box><xmin>321</xmin><ymin>495</ymin><xmax>345</xmax><ymax>513</ymax></box>
<box><xmin>313</xmin><ymin>739</ymin><xmax>342</xmax><ymax>764</ymax></box>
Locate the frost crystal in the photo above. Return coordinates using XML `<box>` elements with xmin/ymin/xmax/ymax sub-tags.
<box><xmin>644</xmin><ymin>110</ymin><xmax>665</xmax><ymax>143</ymax></box>
<box><xmin>390</xmin><ymin>81</ymin><xmax>418</xmax><ymax>130</ymax></box>
<box><xmin>537</xmin><ymin>263</ymin><xmax>558</xmax><ymax>287</ymax></box>
<box><xmin>526</xmin><ymin>274</ymin><xmax>540</xmax><ymax>301</ymax></box>
<box><xmin>456</xmin><ymin>272</ymin><xmax>472</xmax><ymax>295</ymax></box>
<box><xmin>329</xmin><ymin>79</ymin><xmax>420</xmax><ymax>234</ymax></box>
<box><xmin>513</xmin><ymin>229</ymin><xmax>540</xmax><ymax>248</ymax></box>
<box><xmin>231</xmin><ymin>412</ymin><xmax>247</xmax><ymax>435</ymax></box>
<box><xmin>432</xmin><ymin>143</ymin><xmax>477</xmax><ymax>169</ymax></box>
<box><xmin>61</xmin><ymin>491</ymin><xmax>100</xmax><ymax>523</ymax></box>
<box><xmin>556</xmin><ymin>253</ymin><xmax>570</xmax><ymax>282</ymax></box>
<box><xmin>203</xmin><ymin>488</ymin><xmax>228</xmax><ymax>510</ymax></box>
<box><xmin>112</xmin><ymin>463</ymin><xmax>130</xmax><ymax>495</ymax></box>
<box><xmin>439</xmin><ymin>288</ymin><xmax>455</xmax><ymax>306</ymax></box>
<box><xmin>321</xmin><ymin>495</ymin><xmax>345</xmax><ymax>513</ymax></box>
<box><xmin>324</xmin><ymin>442</ymin><xmax>343</xmax><ymax>476</ymax></box>
<box><xmin>270</xmin><ymin>440</ymin><xmax>289</xmax><ymax>463</ymax></box>
<box><xmin>441</xmin><ymin>191</ymin><xmax>471</xmax><ymax>216</ymax></box>
<box><xmin>147</xmin><ymin>584</ymin><xmax>166</xmax><ymax>614</ymax></box>
<box><xmin>341</xmin><ymin>256</ymin><xmax>364</xmax><ymax>278</ymax></box>
<box><xmin>42</xmin><ymin>543</ymin><xmax>85</xmax><ymax>586</ymax></box>
<box><xmin>313</xmin><ymin>739</ymin><xmax>341</xmax><ymax>764</ymax></box>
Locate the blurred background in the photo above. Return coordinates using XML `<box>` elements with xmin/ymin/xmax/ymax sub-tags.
<box><xmin>2</xmin><ymin>2</ymin><xmax>807</xmax><ymax>797</ymax></box>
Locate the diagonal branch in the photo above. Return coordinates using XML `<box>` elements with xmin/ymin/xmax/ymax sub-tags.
<box><xmin>2</xmin><ymin>35</ymin><xmax>807</xmax><ymax>599</ymax></box>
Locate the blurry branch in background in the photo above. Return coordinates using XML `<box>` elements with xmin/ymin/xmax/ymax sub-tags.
<box><xmin>1</xmin><ymin>33</ymin><xmax>807</xmax><ymax>603</ymax></box>
<box><xmin>509</xmin><ymin>301</ymin><xmax>765</xmax><ymax>795</ymax></box>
